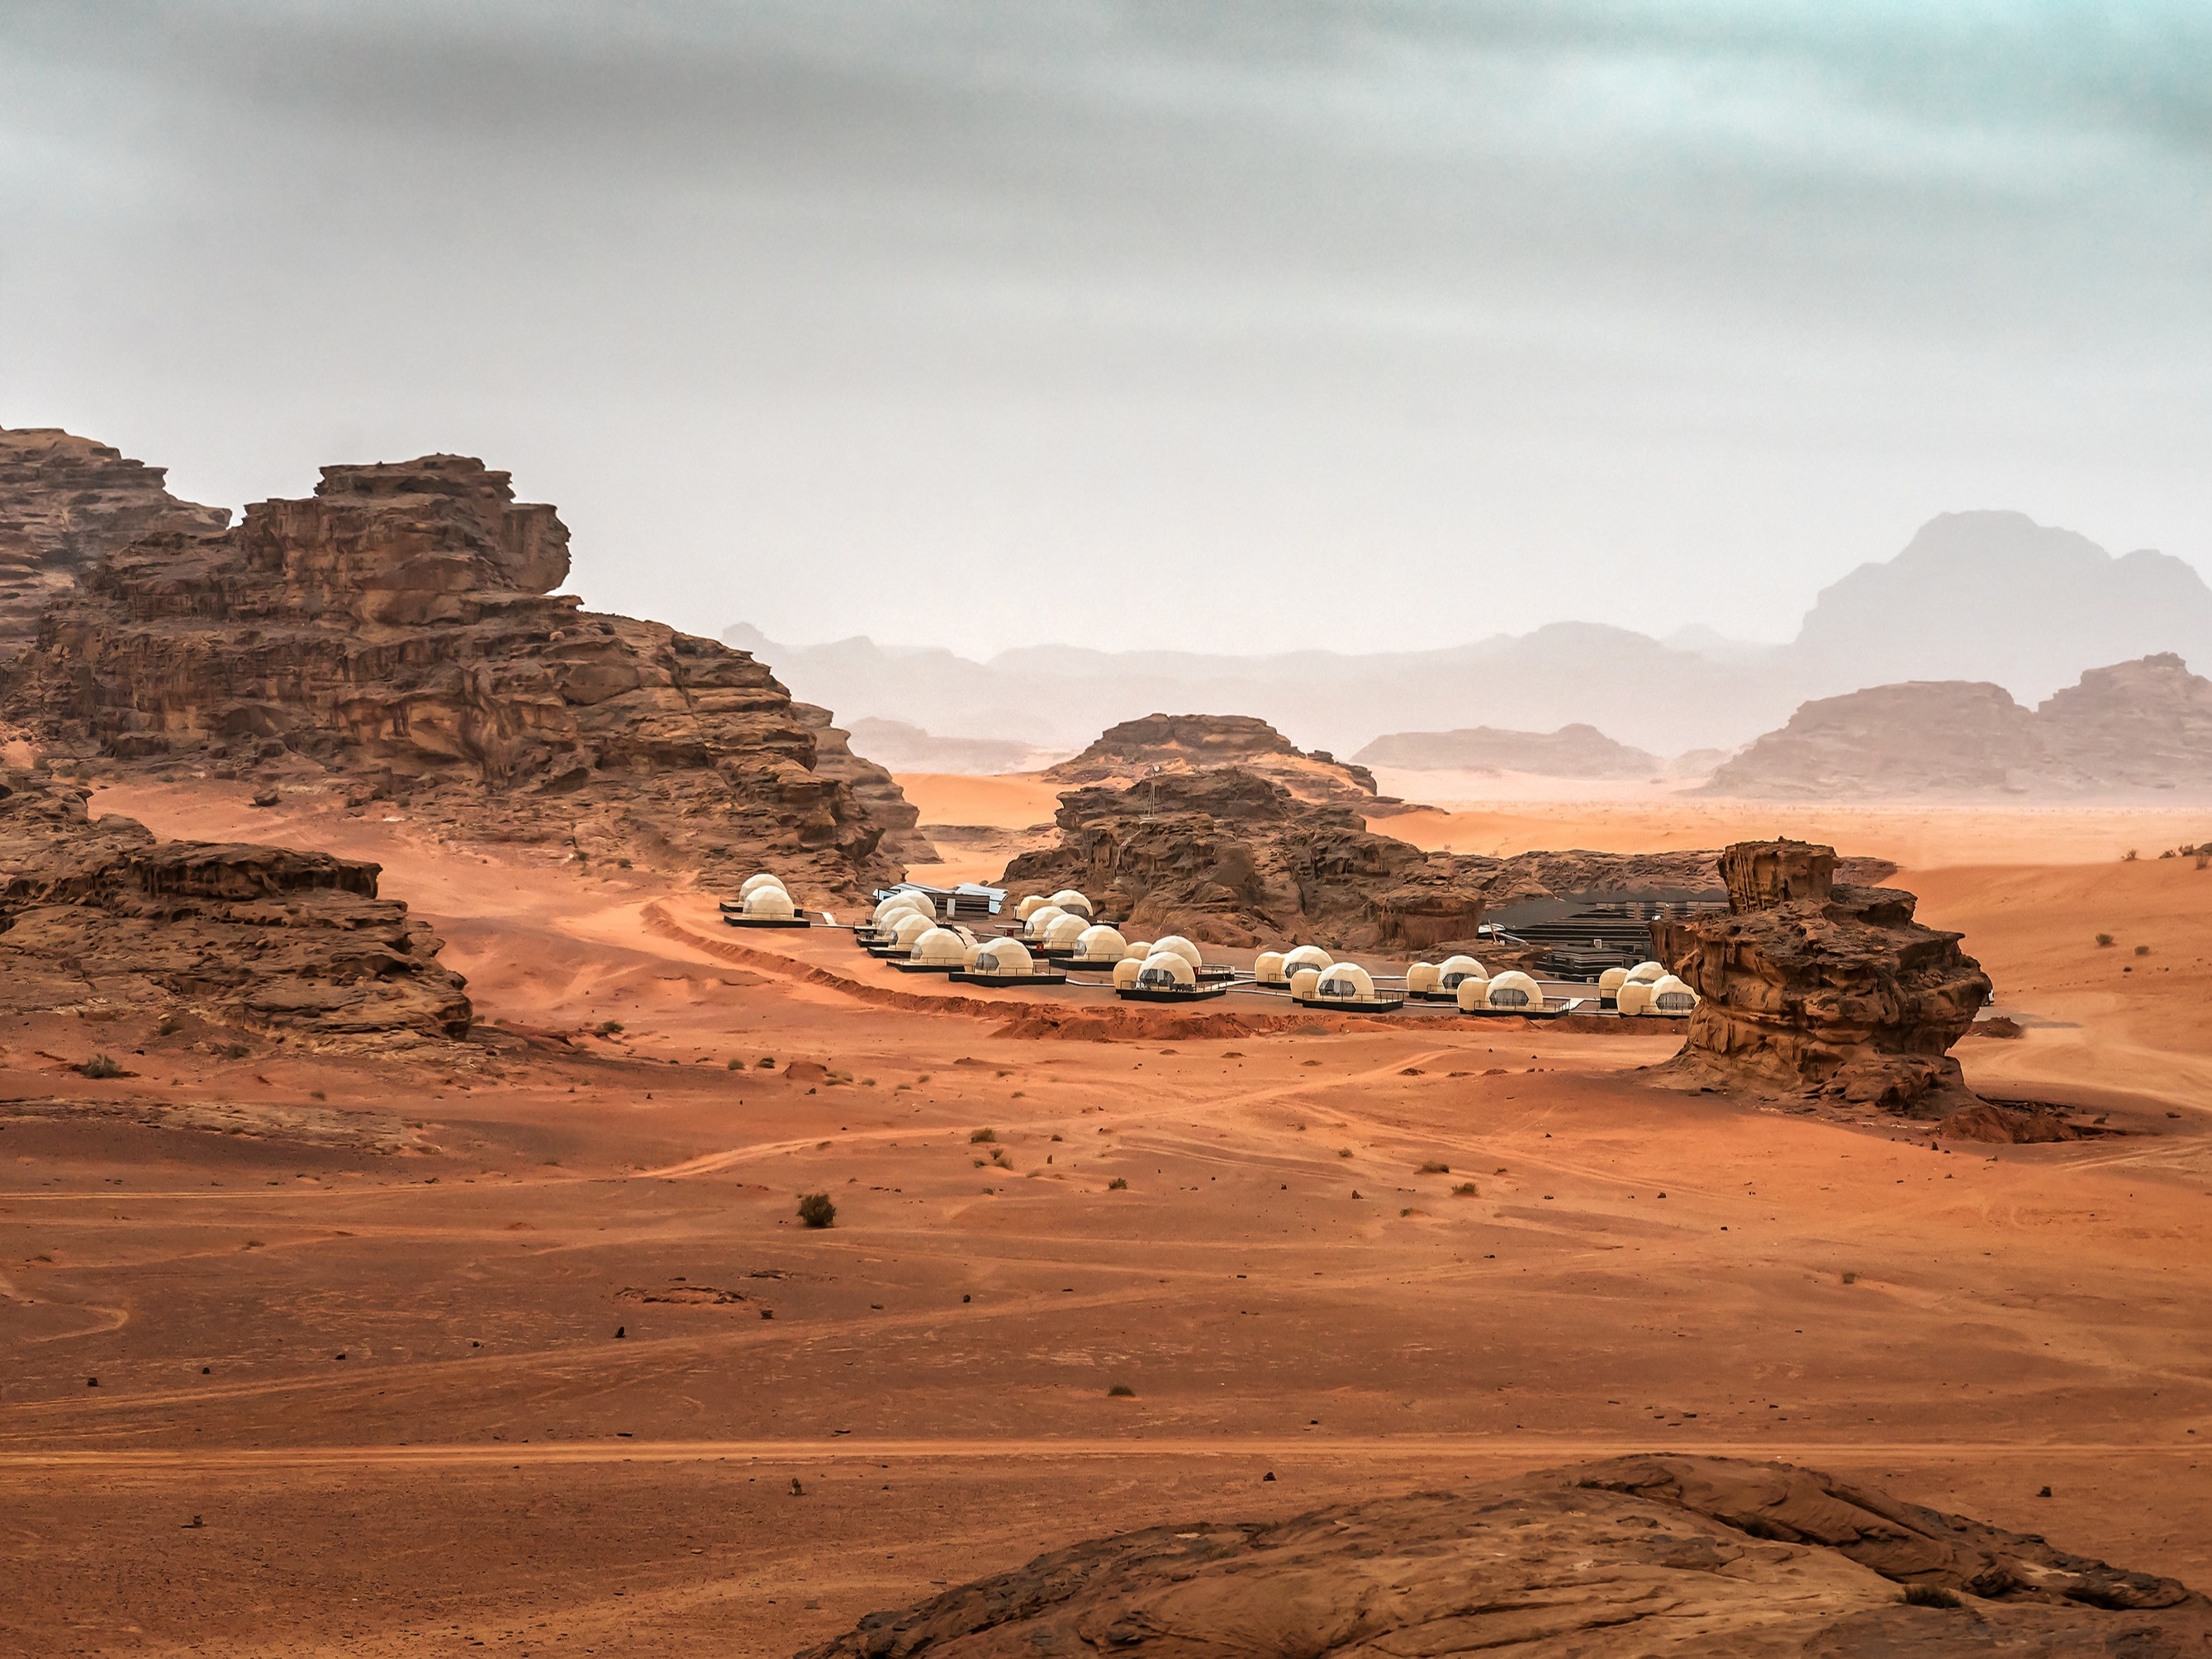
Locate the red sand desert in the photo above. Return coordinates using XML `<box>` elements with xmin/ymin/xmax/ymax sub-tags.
<box><xmin>4</xmin><ymin>779</ymin><xmax>2210</xmax><ymax>1656</ymax></box>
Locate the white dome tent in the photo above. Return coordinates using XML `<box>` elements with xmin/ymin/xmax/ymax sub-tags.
<box><xmin>1117</xmin><ymin>948</ymin><xmax>1227</xmax><ymax>1003</ymax></box>
<box><xmin>1482</xmin><ymin>969</ymin><xmax>1544</xmax><ymax>1012</ymax></box>
<box><xmin>1281</xmin><ymin>945</ymin><xmax>1332</xmax><ymax>979</ymax></box>
<box><xmin>724</xmin><ymin>879</ymin><xmax>810</xmax><ymax>928</ymax></box>
<box><xmin>952</xmin><ymin>935</ymin><xmax>1069</xmax><ymax>986</ymax></box>
<box><xmin>740</xmin><ymin>873</ymin><xmax>786</xmax><ymax>901</ymax></box>
<box><xmin>1649</xmin><ymin>974</ymin><xmax>1699</xmax><ymax>1015</ymax></box>
<box><xmin>1295</xmin><ymin>960</ymin><xmax>1404</xmax><ymax>1012</ymax></box>
<box><xmin>1404</xmin><ymin>962</ymin><xmax>1439</xmax><ymax>997</ymax></box>
<box><xmin>1253</xmin><ymin>950</ymin><xmax>1289</xmax><ymax>988</ymax></box>
<box><xmin>1616</xmin><ymin>979</ymin><xmax>1655</xmax><ymax>1016</ymax></box>
<box><xmin>1068</xmin><ymin>923</ymin><xmax>1127</xmax><ymax>968</ymax></box>
<box><xmin>894</xmin><ymin>926</ymin><xmax>968</xmax><ymax>973</ymax></box>
<box><xmin>1624</xmin><ymin>961</ymin><xmax>1666</xmax><ymax>986</ymax></box>
<box><xmin>1431</xmin><ymin>955</ymin><xmax>1486</xmax><ymax>998</ymax></box>
<box><xmin>1453</xmin><ymin>974</ymin><xmax>1493</xmax><ymax>1012</ymax></box>
<box><xmin>1039</xmin><ymin>912</ymin><xmax>1089</xmax><ymax>955</ymax></box>
<box><xmin>1048</xmin><ymin>889</ymin><xmax>1094</xmax><ymax>917</ymax></box>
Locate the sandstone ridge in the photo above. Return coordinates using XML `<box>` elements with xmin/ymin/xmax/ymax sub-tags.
<box><xmin>0</xmin><ymin>768</ymin><xmax>470</xmax><ymax>1043</ymax></box>
<box><xmin>1706</xmin><ymin>652</ymin><xmax>2212</xmax><ymax>799</ymax></box>
<box><xmin>805</xmin><ymin>1453</ymin><xmax>2210</xmax><ymax>1659</ymax></box>
<box><xmin>0</xmin><ymin>428</ymin><xmax>231</xmax><ymax>664</ymax></box>
<box><xmin>2</xmin><ymin>455</ymin><xmax>912</xmax><ymax>903</ymax></box>
<box><xmin>1043</xmin><ymin>712</ymin><xmax>1412</xmax><ymax>814</ymax></box>
<box><xmin>1651</xmin><ymin>839</ymin><xmax>1992</xmax><ymax>1116</ymax></box>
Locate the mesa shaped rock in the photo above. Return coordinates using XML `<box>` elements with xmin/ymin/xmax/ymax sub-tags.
<box><xmin>0</xmin><ymin>428</ymin><xmax>231</xmax><ymax>664</ymax></box>
<box><xmin>2</xmin><ymin>455</ymin><xmax>909</xmax><ymax>903</ymax></box>
<box><xmin>0</xmin><ymin>769</ymin><xmax>470</xmax><ymax>1042</ymax></box>
<box><xmin>1650</xmin><ymin>839</ymin><xmax>1991</xmax><ymax>1112</ymax></box>
<box><xmin>1000</xmin><ymin>767</ymin><xmax>1483</xmax><ymax>951</ymax></box>
<box><xmin>805</xmin><ymin>1454</ymin><xmax>2210</xmax><ymax>1659</ymax></box>
<box><xmin>1043</xmin><ymin>712</ymin><xmax>1409</xmax><ymax>814</ymax></box>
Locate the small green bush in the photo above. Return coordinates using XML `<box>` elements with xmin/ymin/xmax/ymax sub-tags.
<box><xmin>1417</xmin><ymin>1159</ymin><xmax>1450</xmax><ymax>1173</ymax></box>
<box><xmin>727</xmin><ymin>1057</ymin><xmax>743</xmax><ymax>1069</ymax></box>
<box><xmin>1902</xmin><ymin>1585</ymin><xmax>1961</xmax><ymax>1609</ymax></box>
<box><xmin>1107</xmin><ymin>1177</ymin><xmax>1128</xmax><ymax>1191</ymax></box>
<box><xmin>795</xmin><ymin>1192</ymin><xmax>837</xmax><ymax>1229</ymax></box>
<box><xmin>597</xmin><ymin>1020</ymin><xmax>624</xmax><ymax>1035</ymax></box>
<box><xmin>970</xmin><ymin>1127</ymin><xmax>996</xmax><ymax>1143</ymax></box>
<box><xmin>2134</xmin><ymin>944</ymin><xmax>2151</xmax><ymax>956</ymax></box>
<box><xmin>757</xmin><ymin>1056</ymin><xmax>776</xmax><ymax>1068</ymax></box>
<box><xmin>2095</xmin><ymin>934</ymin><xmax>2115</xmax><ymax>947</ymax></box>
<box><xmin>1107</xmin><ymin>1383</ymin><xmax>1135</xmax><ymax>1397</ymax></box>
<box><xmin>80</xmin><ymin>1053</ymin><xmax>121</xmax><ymax>1079</ymax></box>
<box><xmin>1451</xmin><ymin>1182</ymin><xmax>1479</xmax><ymax>1197</ymax></box>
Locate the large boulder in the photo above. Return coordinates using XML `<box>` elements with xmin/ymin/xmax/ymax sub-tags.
<box><xmin>805</xmin><ymin>1454</ymin><xmax>2210</xmax><ymax>1659</ymax></box>
<box><xmin>2</xmin><ymin>455</ymin><xmax>910</xmax><ymax>903</ymax></box>
<box><xmin>0</xmin><ymin>769</ymin><xmax>470</xmax><ymax>1042</ymax></box>
<box><xmin>1650</xmin><ymin>839</ymin><xmax>1991</xmax><ymax>1112</ymax></box>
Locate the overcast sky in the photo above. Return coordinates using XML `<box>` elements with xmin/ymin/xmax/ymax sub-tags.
<box><xmin>3</xmin><ymin>1</ymin><xmax>2207</xmax><ymax>653</ymax></box>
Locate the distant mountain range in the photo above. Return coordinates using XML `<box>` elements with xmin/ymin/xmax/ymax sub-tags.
<box><xmin>730</xmin><ymin>510</ymin><xmax>2212</xmax><ymax>764</ymax></box>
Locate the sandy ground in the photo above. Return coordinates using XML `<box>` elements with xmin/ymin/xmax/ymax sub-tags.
<box><xmin>4</xmin><ymin>780</ymin><xmax>2210</xmax><ymax>1657</ymax></box>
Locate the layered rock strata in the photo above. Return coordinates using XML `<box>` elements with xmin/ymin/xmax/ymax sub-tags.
<box><xmin>1355</xmin><ymin>720</ymin><xmax>1662</xmax><ymax>779</ymax></box>
<box><xmin>2</xmin><ymin>455</ymin><xmax>909</xmax><ymax>903</ymax></box>
<box><xmin>0</xmin><ymin>429</ymin><xmax>230</xmax><ymax>664</ymax></box>
<box><xmin>806</xmin><ymin>1453</ymin><xmax>2210</xmax><ymax>1659</ymax></box>
<box><xmin>793</xmin><ymin>703</ymin><xmax>937</xmax><ymax>865</ymax></box>
<box><xmin>1651</xmin><ymin>839</ymin><xmax>1991</xmax><ymax>1112</ymax></box>
<box><xmin>0</xmin><ymin>769</ymin><xmax>470</xmax><ymax>1040</ymax></box>
<box><xmin>1044</xmin><ymin>712</ymin><xmax>1411</xmax><ymax>814</ymax></box>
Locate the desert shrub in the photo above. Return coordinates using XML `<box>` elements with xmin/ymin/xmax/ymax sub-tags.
<box><xmin>2134</xmin><ymin>944</ymin><xmax>2151</xmax><ymax>956</ymax></box>
<box><xmin>310</xmin><ymin>1090</ymin><xmax>326</xmax><ymax>1102</ymax></box>
<box><xmin>1417</xmin><ymin>1159</ymin><xmax>1450</xmax><ymax>1173</ymax></box>
<box><xmin>2123</xmin><ymin>848</ymin><xmax>2139</xmax><ymax>861</ymax></box>
<box><xmin>1107</xmin><ymin>1177</ymin><xmax>1128</xmax><ymax>1191</ymax></box>
<box><xmin>1842</xmin><ymin>1271</ymin><xmax>1858</xmax><ymax>1284</ymax></box>
<box><xmin>615</xmin><ymin>857</ymin><xmax>633</xmax><ymax>869</ymax></box>
<box><xmin>80</xmin><ymin>1053</ymin><xmax>121</xmax><ymax>1079</ymax></box>
<box><xmin>1451</xmin><ymin>1182</ymin><xmax>1479</xmax><ymax>1197</ymax></box>
<box><xmin>597</xmin><ymin>1020</ymin><xmax>624</xmax><ymax>1035</ymax></box>
<box><xmin>2095</xmin><ymin>934</ymin><xmax>2115</xmax><ymax>947</ymax></box>
<box><xmin>757</xmin><ymin>1056</ymin><xmax>775</xmax><ymax>1068</ymax></box>
<box><xmin>1902</xmin><ymin>1585</ymin><xmax>1961</xmax><ymax>1609</ymax></box>
<box><xmin>970</xmin><ymin>1127</ymin><xmax>996</xmax><ymax>1143</ymax></box>
<box><xmin>795</xmin><ymin>1192</ymin><xmax>837</xmax><ymax>1229</ymax></box>
<box><xmin>1337</xmin><ymin>1148</ymin><xmax>1354</xmax><ymax>1159</ymax></box>
<box><xmin>1107</xmin><ymin>1382</ymin><xmax>1135</xmax><ymax>1397</ymax></box>
<box><xmin>157</xmin><ymin>1015</ymin><xmax>181</xmax><ymax>1036</ymax></box>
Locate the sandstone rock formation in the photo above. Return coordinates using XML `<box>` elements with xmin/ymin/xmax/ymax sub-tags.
<box><xmin>2</xmin><ymin>455</ymin><xmax>911</xmax><ymax>903</ymax></box>
<box><xmin>1000</xmin><ymin>769</ymin><xmax>1485</xmax><ymax>951</ymax></box>
<box><xmin>805</xmin><ymin>1453</ymin><xmax>2210</xmax><ymax>1659</ymax></box>
<box><xmin>0</xmin><ymin>429</ymin><xmax>230</xmax><ymax>664</ymax></box>
<box><xmin>1044</xmin><ymin>713</ymin><xmax>1411</xmax><ymax>814</ymax></box>
<box><xmin>1650</xmin><ymin>839</ymin><xmax>1991</xmax><ymax>1112</ymax></box>
<box><xmin>843</xmin><ymin>717</ymin><xmax>1066</xmax><ymax>777</ymax></box>
<box><xmin>996</xmin><ymin>769</ymin><xmax>1827</xmax><ymax>954</ymax></box>
<box><xmin>1354</xmin><ymin>721</ymin><xmax>1661</xmax><ymax>779</ymax></box>
<box><xmin>793</xmin><ymin>704</ymin><xmax>938</xmax><ymax>865</ymax></box>
<box><xmin>0</xmin><ymin>769</ymin><xmax>469</xmax><ymax>1041</ymax></box>
<box><xmin>1706</xmin><ymin>653</ymin><xmax>2212</xmax><ymax>799</ymax></box>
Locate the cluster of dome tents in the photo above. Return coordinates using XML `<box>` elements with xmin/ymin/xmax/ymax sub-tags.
<box><xmin>726</xmin><ymin>875</ymin><xmax>1700</xmax><ymax>1019</ymax></box>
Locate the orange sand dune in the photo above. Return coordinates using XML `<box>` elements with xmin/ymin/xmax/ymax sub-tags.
<box><xmin>4</xmin><ymin>778</ymin><xmax>2207</xmax><ymax>1657</ymax></box>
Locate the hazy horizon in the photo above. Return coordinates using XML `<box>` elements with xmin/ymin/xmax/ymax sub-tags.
<box><xmin>7</xmin><ymin>2</ymin><xmax>2208</xmax><ymax>656</ymax></box>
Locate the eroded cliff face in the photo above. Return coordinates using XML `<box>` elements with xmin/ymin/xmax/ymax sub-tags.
<box><xmin>0</xmin><ymin>429</ymin><xmax>231</xmax><ymax>664</ymax></box>
<box><xmin>1651</xmin><ymin>839</ymin><xmax>1991</xmax><ymax>1112</ymax></box>
<box><xmin>1043</xmin><ymin>712</ymin><xmax>1409</xmax><ymax>814</ymax></box>
<box><xmin>0</xmin><ymin>770</ymin><xmax>469</xmax><ymax>1043</ymax></box>
<box><xmin>3</xmin><ymin>456</ymin><xmax>907</xmax><ymax>903</ymax></box>
<box><xmin>805</xmin><ymin>1454</ymin><xmax>2211</xmax><ymax>1659</ymax></box>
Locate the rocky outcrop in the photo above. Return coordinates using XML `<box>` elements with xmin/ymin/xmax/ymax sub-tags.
<box><xmin>1354</xmin><ymin>721</ymin><xmax>1661</xmax><ymax>778</ymax></box>
<box><xmin>1705</xmin><ymin>654</ymin><xmax>2212</xmax><ymax>799</ymax></box>
<box><xmin>2</xmin><ymin>455</ymin><xmax>912</xmax><ymax>903</ymax></box>
<box><xmin>0</xmin><ymin>429</ymin><xmax>230</xmax><ymax>664</ymax></box>
<box><xmin>843</xmin><ymin>718</ymin><xmax>1066</xmax><ymax>777</ymax></box>
<box><xmin>1000</xmin><ymin>769</ymin><xmax>1485</xmax><ymax>951</ymax></box>
<box><xmin>0</xmin><ymin>769</ymin><xmax>469</xmax><ymax>1042</ymax></box>
<box><xmin>805</xmin><ymin>1453</ymin><xmax>2210</xmax><ymax>1659</ymax></box>
<box><xmin>1651</xmin><ymin>840</ymin><xmax>1991</xmax><ymax>1112</ymax></box>
<box><xmin>793</xmin><ymin>704</ymin><xmax>938</xmax><ymax>864</ymax></box>
<box><xmin>1044</xmin><ymin>713</ymin><xmax>1412</xmax><ymax>814</ymax></box>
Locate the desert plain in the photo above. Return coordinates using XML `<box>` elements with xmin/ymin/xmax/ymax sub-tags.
<box><xmin>4</xmin><ymin>776</ymin><xmax>2210</xmax><ymax>1657</ymax></box>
